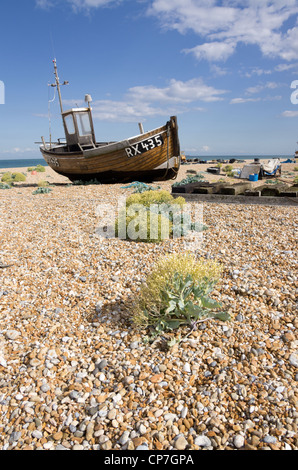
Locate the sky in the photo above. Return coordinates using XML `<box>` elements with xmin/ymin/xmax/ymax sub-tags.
<box><xmin>1</xmin><ymin>0</ymin><xmax>298</xmax><ymax>159</ymax></box>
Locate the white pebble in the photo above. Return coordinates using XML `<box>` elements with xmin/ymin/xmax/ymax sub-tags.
<box><xmin>194</xmin><ymin>435</ymin><xmax>212</xmax><ymax>447</ymax></box>
<box><xmin>234</xmin><ymin>434</ymin><xmax>245</xmax><ymax>448</ymax></box>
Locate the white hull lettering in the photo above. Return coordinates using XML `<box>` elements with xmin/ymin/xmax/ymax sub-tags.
<box><xmin>125</xmin><ymin>134</ymin><xmax>164</xmax><ymax>158</ymax></box>
<box><xmin>47</xmin><ymin>156</ymin><xmax>60</xmax><ymax>167</ymax></box>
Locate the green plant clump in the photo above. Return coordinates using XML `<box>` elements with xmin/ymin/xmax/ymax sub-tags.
<box><xmin>172</xmin><ymin>173</ymin><xmax>205</xmax><ymax>187</ymax></box>
<box><xmin>28</xmin><ymin>165</ymin><xmax>46</xmax><ymax>172</ymax></box>
<box><xmin>1</xmin><ymin>172</ymin><xmax>26</xmax><ymax>184</ymax></box>
<box><xmin>35</xmin><ymin>165</ymin><xmax>46</xmax><ymax>172</ymax></box>
<box><xmin>115</xmin><ymin>190</ymin><xmax>186</xmax><ymax>242</ymax></box>
<box><xmin>38</xmin><ymin>180</ymin><xmax>50</xmax><ymax>187</ymax></box>
<box><xmin>1</xmin><ymin>172</ymin><xmax>13</xmax><ymax>183</ymax></box>
<box><xmin>121</xmin><ymin>181</ymin><xmax>160</xmax><ymax>193</ymax></box>
<box><xmin>222</xmin><ymin>165</ymin><xmax>233</xmax><ymax>173</ymax></box>
<box><xmin>33</xmin><ymin>187</ymin><xmax>52</xmax><ymax>194</ymax></box>
<box><xmin>133</xmin><ymin>252</ymin><xmax>230</xmax><ymax>336</ymax></box>
<box><xmin>12</xmin><ymin>172</ymin><xmax>26</xmax><ymax>182</ymax></box>
<box><xmin>0</xmin><ymin>183</ymin><xmax>11</xmax><ymax>189</ymax></box>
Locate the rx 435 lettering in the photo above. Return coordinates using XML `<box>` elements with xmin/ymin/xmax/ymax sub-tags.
<box><xmin>125</xmin><ymin>134</ymin><xmax>164</xmax><ymax>158</ymax></box>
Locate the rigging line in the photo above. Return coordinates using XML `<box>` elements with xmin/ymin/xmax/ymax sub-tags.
<box><xmin>48</xmin><ymin>84</ymin><xmax>57</xmax><ymax>148</ymax></box>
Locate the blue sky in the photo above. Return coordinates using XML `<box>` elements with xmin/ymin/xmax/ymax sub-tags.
<box><xmin>1</xmin><ymin>0</ymin><xmax>298</xmax><ymax>158</ymax></box>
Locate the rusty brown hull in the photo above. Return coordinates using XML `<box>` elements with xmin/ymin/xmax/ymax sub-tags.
<box><xmin>40</xmin><ymin>117</ymin><xmax>181</xmax><ymax>183</ymax></box>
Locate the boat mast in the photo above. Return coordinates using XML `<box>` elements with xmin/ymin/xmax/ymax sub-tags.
<box><xmin>53</xmin><ymin>59</ymin><xmax>64</xmax><ymax>115</ymax></box>
<box><xmin>51</xmin><ymin>59</ymin><xmax>69</xmax><ymax>142</ymax></box>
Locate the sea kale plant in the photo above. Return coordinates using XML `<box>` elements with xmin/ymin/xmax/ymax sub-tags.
<box><xmin>1</xmin><ymin>172</ymin><xmax>26</xmax><ymax>184</ymax></box>
<box><xmin>133</xmin><ymin>252</ymin><xmax>230</xmax><ymax>337</ymax></box>
<box><xmin>32</xmin><ymin>187</ymin><xmax>52</xmax><ymax>194</ymax></box>
<box><xmin>115</xmin><ymin>190</ymin><xmax>187</xmax><ymax>242</ymax></box>
<box><xmin>172</xmin><ymin>173</ymin><xmax>205</xmax><ymax>188</ymax></box>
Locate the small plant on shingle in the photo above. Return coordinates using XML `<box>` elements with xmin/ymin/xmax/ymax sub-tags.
<box><xmin>222</xmin><ymin>165</ymin><xmax>233</xmax><ymax>173</ymax></box>
<box><xmin>12</xmin><ymin>172</ymin><xmax>26</xmax><ymax>182</ymax></box>
<box><xmin>38</xmin><ymin>180</ymin><xmax>50</xmax><ymax>187</ymax></box>
<box><xmin>172</xmin><ymin>173</ymin><xmax>205</xmax><ymax>187</ymax></box>
<box><xmin>35</xmin><ymin>164</ymin><xmax>46</xmax><ymax>172</ymax></box>
<box><xmin>32</xmin><ymin>187</ymin><xmax>52</xmax><ymax>194</ymax></box>
<box><xmin>133</xmin><ymin>252</ymin><xmax>230</xmax><ymax>337</ymax></box>
<box><xmin>115</xmin><ymin>190</ymin><xmax>186</xmax><ymax>242</ymax></box>
<box><xmin>1</xmin><ymin>172</ymin><xmax>26</xmax><ymax>184</ymax></box>
<box><xmin>1</xmin><ymin>172</ymin><xmax>13</xmax><ymax>183</ymax></box>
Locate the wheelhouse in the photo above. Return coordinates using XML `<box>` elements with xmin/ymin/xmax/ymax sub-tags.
<box><xmin>62</xmin><ymin>106</ymin><xmax>96</xmax><ymax>151</ymax></box>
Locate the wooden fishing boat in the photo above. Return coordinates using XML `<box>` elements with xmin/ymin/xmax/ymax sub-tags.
<box><xmin>39</xmin><ymin>60</ymin><xmax>181</xmax><ymax>183</ymax></box>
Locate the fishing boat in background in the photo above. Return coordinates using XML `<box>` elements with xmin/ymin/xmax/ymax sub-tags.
<box><xmin>39</xmin><ymin>60</ymin><xmax>181</xmax><ymax>183</ymax></box>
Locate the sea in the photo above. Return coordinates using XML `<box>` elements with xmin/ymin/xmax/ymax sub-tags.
<box><xmin>0</xmin><ymin>158</ymin><xmax>49</xmax><ymax>170</ymax></box>
<box><xmin>0</xmin><ymin>155</ymin><xmax>294</xmax><ymax>170</ymax></box>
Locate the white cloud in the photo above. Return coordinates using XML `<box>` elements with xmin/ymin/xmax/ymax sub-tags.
<box><xmin>67</xmin><ymin>0</ymin><xmax>122</xmax><ymax>9</ymax></box>
<box><xmin>97</xmin><ymin>76</ymin><xmax>227</xmax><ymax>121</ymax></box>
<box><xmin>148</xmin><ymin>0</ymin><xmax>298</xmax><ymax>62</ymax></box>
<box><xmin>230</xmin><ymin>94</ymin><xmax>281</xmax><ymax>104</ymax></box>
<box><xmin>184</xmin><ymin>41</ymin><xmax>236</xmax><ymax>62</ymax></box>
<box><xmin>275</xmin><ymin>63</ymin><xmax>298</xmax><ymax>72</ymax></box>
<box><xmin>36</xmin><ymin>1</ymin><xmax>298</xmax><ymax>62</ymax></box>
<box><xmin>210</xmin><ymin>64</ymin><xmax>229</xmax><ymax>76</ymax></box>
<box><xmin>127</xmin><ymin>78</ymin><xmax>227</xmax><ymax>103</ymax></box>
<box><xmin>245</xmin><ymin>81</ymin><xmax>279</xmax><ymax>94</ymax></box>
<box><xmin>91</xmin><ymin>99</ymin><xmax>174</xmax><ymax>122</ymax></box>
<box><xmin>242</xmin><ymin>67</ymin><xmax>273</xmax><ymax>78</ymax></box>
<box><xmin>62</xmin><ymin>77</ymin><xmax>227</xmax><ymax>121</ymax></box>
<box><xmin>282</xmin><ymin>110</ymin><xmax>298</xmax><ymax>117</ymax></box>
<box><xmin>245</xmin><ymin>85</ymin><xmax>265</xmax><ymax>95</ymax></box>
<box><xmin>36</xmin><ymin>0</ymin><xmax>122</xmax><ymax>10</ymax></box>
<box><xmin>230</xmin><ymin>97</ymin><xmax>261</xmax><ymax>104</ymax></box>
<box><xmin>36</xmin><ymin>0</ymin><xmax>53</xmax><ymax>10</ymax></box>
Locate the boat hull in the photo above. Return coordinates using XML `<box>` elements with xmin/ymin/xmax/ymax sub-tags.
<box><xmin>40</xmin><ymin>117</ymin><xmax>181</xmax><ymax>183</ymax></box>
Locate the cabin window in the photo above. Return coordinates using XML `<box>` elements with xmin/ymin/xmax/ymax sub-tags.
<box><xmin>76</xmin><ymin>112</ymin><xmax>92</xmax><ymax>137</ymax></box>
<box><xmin>64</xmin><ymin>114</ymin><xmax>75</xmax><ymax>135</ymax></box>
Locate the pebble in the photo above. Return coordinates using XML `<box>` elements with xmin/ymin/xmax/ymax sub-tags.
<box><xmin>263</xmin><ymin>435</ymin><xmax>277</xmax><ymax>444</ymax></box>
<box><xmin>5</xmin><ymin>330</ymin><xmax>20</xmax><ymax>340</ymax></box>
<box><xmin>233</xmin><ymin>435</ymin><xmax>245</xmax><ymax>448</ymax></box>
<box><xmin>289</xmin><ymin>354</ymin><xmax>298</xmax><ymax>368</ymax></box>
<box><xmin>174</xmin><ymin>436</ymin><xmax>188</xmax><ymax>450</ymax></box>
<box><xmin>0</xmin><ymin>175</ymin><xmax>297</xmax><ymax>451</ymax></box>
<box><xmin>194</xmin><ymin>436</ymin><xmax>212</xmax><ymax>447</ymax></box>
<box><xmin>136</xmin><ymin>444</ymin><xmax>149</xmax><ymax>450</ymax></box>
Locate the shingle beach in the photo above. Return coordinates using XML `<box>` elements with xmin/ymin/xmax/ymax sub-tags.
<box><xmin>0</xmin><ymin>160</ymin><xmax>297</xmax><ymax>450</ymax></box>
